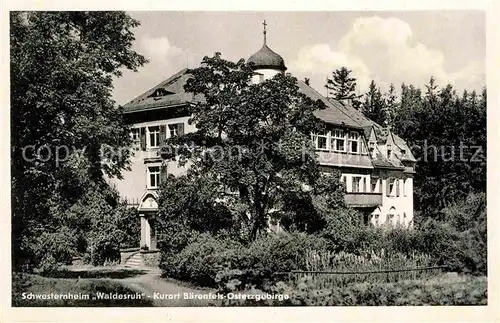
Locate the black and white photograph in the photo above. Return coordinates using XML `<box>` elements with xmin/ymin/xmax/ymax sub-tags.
<box><xmin>3</xmin><ymin>3</ymin><xmax>497</xmax><ymax>321</ymax></box>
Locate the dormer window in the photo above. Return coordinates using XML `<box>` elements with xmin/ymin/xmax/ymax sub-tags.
<box><xmin>149</xmin><ymin>88</ymin><xmax>174</xmax><ymax>99</ymax></box>
<box><xmin>387</xmin><ymin>144</ymin><xmax>392</xmax><ymax>158</ymax></box>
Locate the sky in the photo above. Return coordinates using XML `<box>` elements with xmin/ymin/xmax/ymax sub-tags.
<box><xmin>112</xmin><ymin>11</ymin><xmax>485</xmax><ymax>106</ymax></box>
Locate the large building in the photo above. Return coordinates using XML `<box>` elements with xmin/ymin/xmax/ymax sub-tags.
<box><xmin>109</xmin><ymin>24</ymin><xmax>416</xmax><ymax>252</ymax></box>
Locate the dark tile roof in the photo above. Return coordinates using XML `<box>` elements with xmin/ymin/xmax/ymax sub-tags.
<box><xmin>122</xmin><ymin>69</ymin><xmax>204</xmax><ymax>113</ymax></box>
<box><xmin>372</xmin><ymin>155</ymin><xmax>403</xmax><ymax>170</ymax></box>
<box><xmin>121</xmin><ymin>69</ymin><xmax>414</xmax><ymax>168</ymax></box>
<box><xmin>296</xmin><ymin>81</ymin><xmax>363</xmax><ymax>129</ymax></box>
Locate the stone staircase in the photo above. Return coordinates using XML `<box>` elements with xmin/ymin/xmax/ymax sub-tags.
<box><xmin>124</xmin><ymin>252</ymin><xmax>144</xmax><ymax>268</ymax></box>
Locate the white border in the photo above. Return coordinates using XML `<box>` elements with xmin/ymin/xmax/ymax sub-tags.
<box><xmin>1</xmin><ymin>1</ymin><xmax>498</xmax><ymax>322</ymax></box>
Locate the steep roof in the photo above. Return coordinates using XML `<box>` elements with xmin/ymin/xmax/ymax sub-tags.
<box><xmin>121</xmin><ymin>69</ymin><xmax>415</xmax><ymax>171</ymax></box>
<box><xmin>296</xmin><ymin>80</ymin><xmax>363</xmax><ymax>129</ymax></box>
<box><xmin>123</xmin><ymin>70</ymin><xmax>364</xmax><ymax>130</ymax></box>
<box><xmin>122</xmin><ymin>69</ymin><xmax>204</xmax><ymax>113</ymax></box>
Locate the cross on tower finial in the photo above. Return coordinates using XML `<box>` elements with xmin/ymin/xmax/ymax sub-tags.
<box><xmin>262</xmin><ymin>20</ymin><xmax>267</xmax><ymax>45</ymax></box>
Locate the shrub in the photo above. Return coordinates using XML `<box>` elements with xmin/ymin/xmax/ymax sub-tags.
<box><xmin>406</xmin><ymin>218</ymin><xmax>486</xmax><ymax>275</ymax></box>
<box><xmin>161</xmin><ymin>233</ymin><xmax>242</xmax><ymax>287</ymax></box>
<box><xmin>159</xmin><ymin>231</ymin><xmax>331</xmax><ymax>289</ymax></box>
<box><xmin>243</xmin><ymin>232</ymin><xmax>331</xmax><ymax>287</ymax></box>
<box><xmin>224</xmin><ymin>274</ymin><xmax>487</xmax><ymax>306</ymax></box>
<box><xmin>32</xmin><ymin>227</ymin><xmax>77</xmax><ymax>273</ymax></box>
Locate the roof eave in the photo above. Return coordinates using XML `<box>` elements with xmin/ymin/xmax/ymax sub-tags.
<box><xmin>121</xmin><ymin>102</ymin><xmax>191</xmax><ymax>114</ymax></box>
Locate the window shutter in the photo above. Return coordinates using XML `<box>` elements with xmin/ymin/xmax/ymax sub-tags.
<box><xmin>386</xmin><ymin>178</ymin><xmax>391</xmax><ymax>196</ymax></box>
<box><xmin>177</xmin><ymin>123</ymin><xmax>184</xmax><ymax>136</ymax></box>
<box><xmin>395</xmin><ymin>179</ymin><xmax>400</xmax><ymax>196</ymax></box>
<box><xmin>159</xmin><ymin>125</ymin><xmax>166</xmax><ymax>145</ymax></box>
<box><xmin>140</xmin><ymin>127</ymin><xmax>146</xmax><ymax>151</ymax></box>
<box><xmin>160</xmin><ymin>162</ymin><xmax>168</xmax><ymax>185</ymax></box>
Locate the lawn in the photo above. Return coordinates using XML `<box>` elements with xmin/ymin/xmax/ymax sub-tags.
<box><xmin>12</xmin><ymin>272</ymin><xmax>154</xmax><ymax>307</ymax></box>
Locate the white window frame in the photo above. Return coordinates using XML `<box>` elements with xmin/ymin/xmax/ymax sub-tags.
<box><xmin>388</xmin><ymin>178</ymin><xmax>395</xmax><ymax>196</ymax></box>
<box><xmin>352</xmin><ymin>176</ymin><xmax>362</xmax><ymax>193</ymax></box>
<box><xmin>147</xmin><ymin>165</ymin><xmax>161</xmax><ymax>189</ymax></box>
<box><xmin>168</xmin><ymin>124</ymin><xmax>178</xmax><ymax>138</ymax></box>
<box><xmin>147</xmin><ymin>126</ymin><xmax>160</xmax><ymax>149</ymax></box>
<box><xmin>130</xmin><ymin>128</ymin><xmax>140</xmax><ymax>143</ymax></box>
<box><xmin>348</xmin><ymin>131</ymin><xmax>360</xmax><ymax>154</ymax></box>
<box><xmin>312</xmin><ymin>133</ymin><xmax>329</xmax><ymax>151</ymax></box>
<box><xmin>331</xmin><ymin>129</ymin><xmax>346</xmax><ymax>152</ymax></box>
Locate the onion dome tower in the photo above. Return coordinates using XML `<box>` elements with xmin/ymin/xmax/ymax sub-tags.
<box><xmin>248</xmin><ymin>20</ymin><xmax>287</xmax><ymax>82</ymax></box>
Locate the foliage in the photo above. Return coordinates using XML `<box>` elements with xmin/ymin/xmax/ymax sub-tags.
<box><xmin>11</xmin><ymin>11</ymin><xmax>146</xmax><ymax>271</ymax></box>
<box><xmin>157</xmin><ymin>173</ymin><xmax>244</xmax><ymax>239</ymax></box>
<box><xmin>298</xmin><ymin>250</ymin><xmax>436</xmax><ymax>288</ymax></box>
<box><xmin>361</xmin><ymin>80</ymin><xmax>387</xmax><ymax>126</ymax></box>
<box><xmin>319</xmin><ymin>207</ymin><xmax>373</xmax><ymax>253</ymax></box>
<box><xmin>393</xmin><ymin>78</ymin><xmax>486</xmax><ymax>217</ymax></box>
<box><xmin>159</xmin><ymin>231</ymin><xmax>331</xmax><ymax>290</ymax></box>
<box><xmin>158</xmin><ymin>52</ymin><xmax>346</xmax><ymax>242</ymax></box>
<box><xmin>237</xmin><ymin>274</ymin><xmax>487</xmax><ymax>306</ymax></box>
<box><xmin>54</xmin><ymin>186</ymin><xmax>140</xmax><ymax>266</ymax></box>
<box><xmin>32</xmin><ymin>227</ymin><xmax>78</xmax><ymax>273</ymax></box>
<box><xmin>325</xmin><ymin>66</ymin><xmax>362</xmax><ymax>109</ymax></box>
<box><xmin>160</xmin><ymin>233</ymin><xmax>242</xmax><ymax>287</ymax></box>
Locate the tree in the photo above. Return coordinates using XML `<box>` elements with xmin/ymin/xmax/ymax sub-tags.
<box><xmin>392</xmin><ymin>78</ymin><xmax>486</xmax><ymax>218</ymax></box>
<box><xmin>385</xmin><ymin>83</ymin><xmax>397</xmax><ymax>127</ymax></box>
<box><xmin>11</xmin><ymin>12</ymin><xmax>146</xmax><ymax>270</ymax></box>
<box><xmin>361</xmin><ymin>80</ymin><xmax>387</xmax><ymax>126</ymax></box>
<box><xmin>325</xmin><ymin>66</ymin><xmax>362</xmax><ymax>109</ymax></box>
<box><xmin>158</xmin><ymin>53</ymin><xmax>347</xmax><ymax>242</ymax></box>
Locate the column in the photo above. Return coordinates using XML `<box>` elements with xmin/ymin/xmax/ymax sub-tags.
<box><xmin>140</xmin><ymin>214</ymin><xmax>147</xmax><ymax>248</ymax></box>
<box><xmin>149</xmin><ymin>218</ymin><xmax>157</xmax><ymax>250</ymax></box>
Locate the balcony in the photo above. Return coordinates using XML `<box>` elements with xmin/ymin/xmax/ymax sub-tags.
<box><xmin>344</xmin><ymin>192</ymin><xmax>382</xmax><ymax>208</ymax></box>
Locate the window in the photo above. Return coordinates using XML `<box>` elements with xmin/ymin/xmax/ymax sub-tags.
<box><xmin>369</xmin><ymin>141</ymin><xmax>375</xmax><ymax>155</ymax></box>
<box><xmin>348</xmin><ymin>132</ymin><xmax>359</xmax><ymax>153</ymax></box>
<box><xmin>387</xmin><ymin>144</ymin><xmax>392</xmax><ymax>158</ymax></box>
<box><xmin>313</xmin><ymin>133</ymin><xmax>328</xmax><ymax>150</ymax></box>
<box><xmin>168</xmin><ymin>124</ymin><xmax>178</xmax><ymax>138</ymax></box>
<box><xmin>147</xmin><ymin>166</ymin><xmax>161</xmax><ymax>189</ymax></box>
<box><xmin>352</xmin><ymin>176</ymin><xmax>361</xmax><ymax>193</ymax></box>
<box><xmin>148</xmin><ymin>126</ymin><xmax>160</xmax><ymax>148</ymax></box>
<box><xmin>130</xmin><ymin>128</ymin><xmax>140</xmax><ymax>142</ymax></box>
<box><xmin>331</xmin><ymin>129</ymin><xmax>346</xmax><ymax>152</ymax></box>
<box><xmin>371</xmin><ymin>177</ymin><xmax>378</xmax><ymax>193</ymax></box>
<box><xmin>388</xmin><ymin>179</ymin><xmax>395</xmax><ymax>196</ymax></box>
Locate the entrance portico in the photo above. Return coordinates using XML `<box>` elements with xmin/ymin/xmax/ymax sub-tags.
<box><xmin>138</xmin><ymin>191</ymin><xmax>159</xmax><ymax>250</ymax></box>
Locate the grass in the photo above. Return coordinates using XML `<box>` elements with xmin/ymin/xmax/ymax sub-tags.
<box><xmin>12</xmin><ymin>272</ymin><xmax>154</xmax><ymax>307</ymax></box>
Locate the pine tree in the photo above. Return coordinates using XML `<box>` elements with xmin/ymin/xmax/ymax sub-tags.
<box><xmin>325</xmin><ymin>66</ymin><xmax>362</xmax><ymax>109</ymax></box>
<box><xmin>361</xmin><ymin>80</ymin><xmax>387</xmax><ymax>125</ymax></box>
<box><xmin>385</xmin><ymin>83</ymin><xmax>397</xmax><ymax>127</ymax></box>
